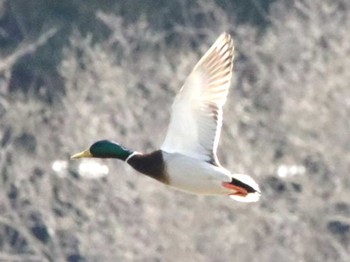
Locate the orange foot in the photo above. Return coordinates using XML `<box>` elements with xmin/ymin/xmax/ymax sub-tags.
<box><xmin>222</xmin><ymin>182</ymin><xmax>248</xmax><ymax>197</ymax></box>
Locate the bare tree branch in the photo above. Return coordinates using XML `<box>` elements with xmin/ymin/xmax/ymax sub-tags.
<box><xmin>0</xmin><ymin>27</ymin><xmax>59</xmax><ymax>74</ymax></box>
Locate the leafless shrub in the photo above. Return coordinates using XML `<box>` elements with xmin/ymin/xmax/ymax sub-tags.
<box><xmin>0</xmin><ymin>0</ymin><xmax>349</xmax><ymax>261</ymax></box>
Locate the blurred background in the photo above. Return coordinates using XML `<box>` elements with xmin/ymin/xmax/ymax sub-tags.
<box><xmin>0</xmin><ymin>0</ymin><xmax>350</xmax><ymax>261</ymax></box>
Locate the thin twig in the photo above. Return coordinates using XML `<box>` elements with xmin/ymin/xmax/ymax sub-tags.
<box><xmin>0</xmin><ymin>27</ymin><xmax>59</xmax><ymax>74</ymax></box>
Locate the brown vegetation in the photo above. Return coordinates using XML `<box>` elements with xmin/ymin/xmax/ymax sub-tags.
<box><xmin>1</xmin><ymin>0</ymin><xmax>350</xmax><ymax>261</ymax></box>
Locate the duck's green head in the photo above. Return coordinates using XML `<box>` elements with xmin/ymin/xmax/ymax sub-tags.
<box><xmin>71</xmin><ymin>140</ymin><xmax>133</xmax><ymax>161</ymax></box>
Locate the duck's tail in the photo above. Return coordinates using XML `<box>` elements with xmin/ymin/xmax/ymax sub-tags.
<box><xmin>226</xmin><ymin>174</ymin><xmax>261</xmax><ymax>202</ymax></box>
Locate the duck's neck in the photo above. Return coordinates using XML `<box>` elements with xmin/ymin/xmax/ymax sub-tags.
<box><xmin>96</xmin><ymin>142</ymin><xmax>169</xmax><ymax>184</ymax></box>
<box><xmin>126</xmin><ymin>150</ymin><xmax>169</xmax><ymax>184</ymax></box>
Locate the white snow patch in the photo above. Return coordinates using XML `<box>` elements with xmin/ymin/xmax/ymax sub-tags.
<box><xmin>78</xmin><ymin>160</ymin><xmax>109</xmax><ymax>179</ymax></box>
<box><xmin>51</xmin><ymin>160</ymin><xmax>68</xmax><ymax>177</ymax></box>
<box><xmin>277</xmin><ymin>165</ymin><xmax>306</xmax><ymax>178</ymax></box>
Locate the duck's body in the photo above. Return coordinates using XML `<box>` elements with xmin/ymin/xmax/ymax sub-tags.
<box><xmin>124</xmin><ymin>150</ymin><xmax>259</xmax><ymax>201</ymax></box>
<box><xmin>71</xmin><ymin>33</ymin><xmax>261</xmax><ymax>202</ymax></box>
<box><xmin>128</xmin><ymin>151</ymin><xmax>229</xmax><ymax>194</ymax></box>
<box><xmin>162</xmin><ymin>152</ymin><xmax>230</xmax><ymax>195</ymax></box>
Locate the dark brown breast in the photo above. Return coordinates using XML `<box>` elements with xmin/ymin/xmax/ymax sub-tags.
<box><xmin>127</xmin><ymin>150</ymin><xmax>169</xmax><ymax>184</ymax></box>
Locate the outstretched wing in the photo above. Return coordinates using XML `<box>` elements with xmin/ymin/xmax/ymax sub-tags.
<box><xmin>161</xmin><ymin>33</ymin><xmax>234</xmax><ymax>164</ymax></box>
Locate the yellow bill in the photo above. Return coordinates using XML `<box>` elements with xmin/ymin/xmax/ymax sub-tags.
<box><xmin>70</xmin><ymin>149</ymin><xmax>92</xmax><ymax>159</ymax></box>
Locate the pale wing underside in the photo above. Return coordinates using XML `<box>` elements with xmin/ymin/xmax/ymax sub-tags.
<box><xmin>161</xmin><ymin>33</ymin><xmax>234</xmax><ymax>163</ymax></box>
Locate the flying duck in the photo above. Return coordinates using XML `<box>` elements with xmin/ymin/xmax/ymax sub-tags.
<box><xmin>71</xmin><ymin>33</ymin><xmax>261</xmax><ymax>202</ymax></box>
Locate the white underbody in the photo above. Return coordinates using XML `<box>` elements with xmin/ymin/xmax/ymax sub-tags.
<box><xmin>162</xmin><ymin>152</ymin><xmax>233</xmax><ymax>195</ymax></box>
